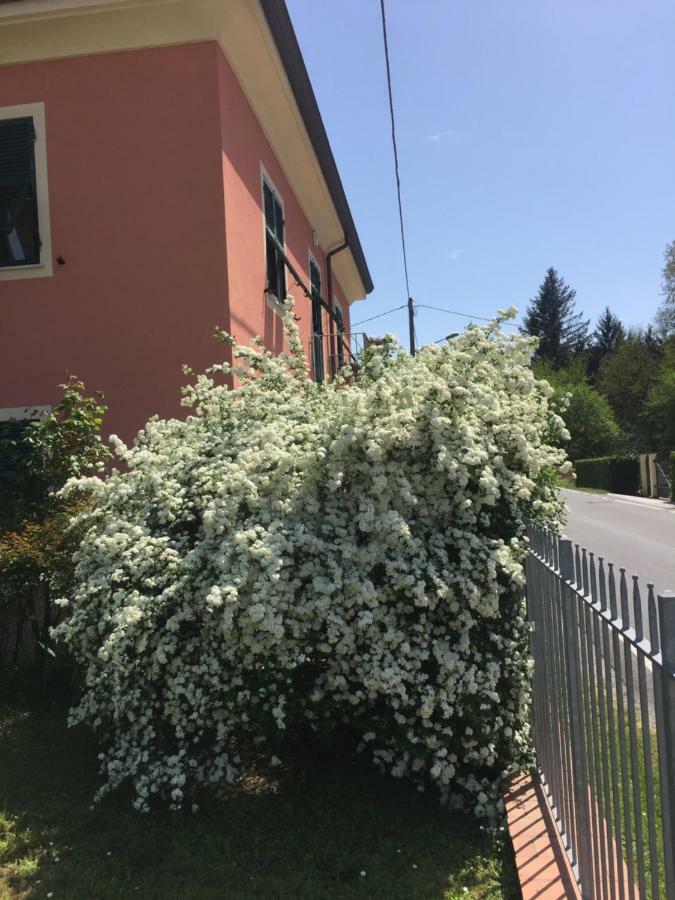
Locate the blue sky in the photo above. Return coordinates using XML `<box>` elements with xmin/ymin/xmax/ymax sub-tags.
<box><xmin>287</xmin><ymin>0</ymin><xmax>675</xmax><ymax>347</ymax></box>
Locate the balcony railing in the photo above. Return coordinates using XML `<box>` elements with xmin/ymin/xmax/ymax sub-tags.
<box><xmin>308</xmin><ymin>331</ymin><xmax>369</xmax><ymax>382</ymax></box>
<box><xmin>265</xmin><ymin>229</ymin><xmax>369</xmax><ymax>382</ymax></box>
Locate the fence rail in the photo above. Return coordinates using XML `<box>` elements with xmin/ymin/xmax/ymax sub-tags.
<box><xmin>526</xmin><ymin>522</ymin><xmax>675</xmax><ymax>900</ymax></box>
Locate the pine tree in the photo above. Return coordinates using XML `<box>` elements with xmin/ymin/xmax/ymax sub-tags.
<box><xmin>588</xmin><ymin>306</ymin><xmax>625</xmax><ymax>375</ymax></box>
<box><xmin>655</xmin><ymin>241</ymin><xmax>675</xmax><ymax>337</ymax></box>
<box><xmin>521</xmin><ymin>267</ymin><xmax>589</xmax><ymax>367</ymax></box>
<box><xmin>593</xmin><ymin>307</ymin><xmax>625</xmax><ymax>356</ymax></box>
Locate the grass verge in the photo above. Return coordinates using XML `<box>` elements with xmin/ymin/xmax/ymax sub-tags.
<box><xmin>0</xmin><ymin>704</ymin><xmax>519</xmax><ymax>899</ymax></box>
<box><xmin>557</xmin><ymin>481</ymin><xmax>608</xmax><ymax>495</ymax></box>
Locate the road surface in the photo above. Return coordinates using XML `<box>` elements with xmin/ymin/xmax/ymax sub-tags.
<box><xmin>561</xmin><ymin>488</ymin><xmax>674</xmax><ymax>711</ymax></box>
<box><xmin>562</xmin><ymin>487</ymin><xmax>675</xmax><ymax>598</ymax></box>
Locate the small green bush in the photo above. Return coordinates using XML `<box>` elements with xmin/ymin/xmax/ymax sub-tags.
<box><xmin>0</xmin><ymin>378</ymin><xmax>109</xmax><ymax>694</ymax></box>
<box><xmin>574</xmin><ymin>455</ymin><xmax>639</xmax><ymax>495</ymax></box>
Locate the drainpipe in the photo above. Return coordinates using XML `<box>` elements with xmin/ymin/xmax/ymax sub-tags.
<box><xmin>326</xmin><ymin>235</ymin><xmax>349</xmax><ymax>374</ymax></box>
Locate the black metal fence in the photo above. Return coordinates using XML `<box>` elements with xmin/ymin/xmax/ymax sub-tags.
<box><xmin>526</xmin><ymin>522</ymin><xmax>675</xmax><ymax>899</ymax></box>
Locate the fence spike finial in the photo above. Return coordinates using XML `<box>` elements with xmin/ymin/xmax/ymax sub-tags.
<box><xmin>559</xmin><ymin>537</ymin><xmax>574</xmax><ymax>583</ymax></box>
<box><xmin>598</xmin><ymin>557</ymin><xmax>607</xmax><ymax>612</ymax></box>
<box><xmin>581</xmin><ymin>548</ymin><xmax>589</xmax><ymax>596</ymax></box>
<box><xmin>589</xmin><ymin>552</ymin><xmax>598</xmax><ymax>605</ymax></box>
<box><xmin>648</xmin><ymin>584</ymin><xmax>659</xmax><ymax>653</ymax></box>
<box><xmin>619</xmin><ymin>568</ymin><xmax>629</xmax><ymax>629</ymax></box>
<box><xmin>608</xmin><ymin>562</ymin><xmax>617</xmax><ymax>619</ymax></box>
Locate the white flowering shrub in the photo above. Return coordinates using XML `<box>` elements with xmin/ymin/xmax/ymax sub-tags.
<box><xmin>54</xmin><ymin>305</ymin><xmax>566</xmax><ymax>817</ymax></box>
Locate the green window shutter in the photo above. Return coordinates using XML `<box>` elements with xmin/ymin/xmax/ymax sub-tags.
<box><xmin>263</xmin><ymin>179</ymin><xmax>286</xmax><ymax>301</ymax></box>
<box><xmin>310</xmin><ymin>259</ymin><xmax>324</xmax><ymax>382</ymax></box>
<box><xmin>0</xmin><ymin>116</ymin><xmax>40</xmax><ymax>267</ymax></box>
<box><xmin>0</xmin><ymin>117</ymin><xmax>35</xmax><ymax>187</ymax></box>
<box><xmin>273</xmin><ymin>197</ymin><xmax>284</xmax><ymax>243</ymax></box>
<box><xmin>263</xmin><ymin>181</ymin><xmax>275</xmax><ymax>230</ymax></box>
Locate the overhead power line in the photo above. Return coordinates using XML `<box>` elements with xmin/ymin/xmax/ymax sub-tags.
<box><xmin>352</xmin><ymin>303</ymin><xmax>407</xmax><ymax>329</ymax></box>
<box><xmin>417</xmin><ymin>304</ymin><xmax>522</xmax><ymax>329</ymax></box>
<box><xmin>379</xmin><ymin>0</ymin><xmax>416</xmax><ymax>355</ymax></box>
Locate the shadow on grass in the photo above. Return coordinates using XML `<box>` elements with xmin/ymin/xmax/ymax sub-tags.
<box><xmin>0</xmin><ymin>705</ymin><xmax>519</xmax><ymax>899</ymax></box>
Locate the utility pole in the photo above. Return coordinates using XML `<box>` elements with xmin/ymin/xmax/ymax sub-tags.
<box><xmin>408</xmin><ymin>296</ymin><xmax>416</xmax><ymax>356</ymax></box>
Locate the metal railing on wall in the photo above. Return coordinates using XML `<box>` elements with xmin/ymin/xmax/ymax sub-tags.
<box><xmin>308</xmin><ymin>331</ymin><xmax>369</xmax><ymax>381</ymax></box>
<box><xmin>526</xmin><ymin>522</ymin><xmax>675</xmax><ymax>900</ymax></box>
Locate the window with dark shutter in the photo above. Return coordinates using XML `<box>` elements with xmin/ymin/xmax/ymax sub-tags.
<box><xmin>334</xmin><ymin>302</ymin><xmax>345</xmax><ymax>369</ymax></box>
<box><xmin>0</xmin><ymin>117</ymin><xmax>40</xmax><ymax>268</ymax></box>
<box><xmin>263</xmin><ymin>179</ymin><xmax>285</xmax><ymax>302</ymax></box>
<box><xmin>310</xmin><ymin>258</ymin><xmax>324</xmax><ymax>383</ymax></box>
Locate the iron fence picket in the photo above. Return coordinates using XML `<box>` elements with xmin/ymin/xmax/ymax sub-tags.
<box><xmin>545</xmin><ymin>551</ymin><xmax>567</xmax><ymax>841</ymax></box>
<box><xmin>641</xmin><ymin>585</ymin><xmax>661</xmax><ymax>899</ymax></box>
<box><xmin>588</xmin><ymin>552</ymin><xmax>612</xmax><ymax>900</ymax></box>
<box><xmin>625</xmin><ymin>576</ymin><xmax>647</xmax><ymax>899</ymax></box>
<box><xmin>582</xmin><ymin>596</ymin><xmax>610</xmax><ymax>899</ymax></box>
<box><xmin>602</xmin><ymin>563</ymin><xmax>627</xmax><ymax>900</ymax></box>
<box><xmin>559</xmin><ymin>542</ymin><xmax>579</xmax><ymax>866</ymax></box>
<box><xmin>614</xmin><ymin>570</ymin><xmax>635</xmax><ymax>897</ymax></box>
<box><xmin>596</xmin><ymin>555</ymin><xmax>617</xmax><ymax>899</ymax></box>
<box><xmin>653</xmin><ymin>592</ymin><xmax>675</xmax><ymax>897</ymax></box>
<box><xmin>557</xmin><ymin>548</ymin><xmax>578</xmax><ymax>858</ymax></box>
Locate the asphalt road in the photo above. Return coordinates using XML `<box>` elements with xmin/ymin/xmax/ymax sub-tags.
<box><xmin>562</xmin><ymin>487</ymin><xmax>675</xmax><ymax>599</ymax></box>
<box><xmin>561</xmin><ymin>488</ymin><xmax>674</xmax><ymax>712</ymax></box>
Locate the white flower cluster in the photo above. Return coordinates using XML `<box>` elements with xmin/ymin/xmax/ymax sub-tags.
<box><xmin>54</xmin><ymin>304</ymin><xmax>565</xmax><ymax>816</ymax></box>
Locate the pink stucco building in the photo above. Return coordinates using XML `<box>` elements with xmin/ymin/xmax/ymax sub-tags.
<box><xmin>0</xmin><ymin>0</ymin><xmax>372</xmax><ymax>440</ymax></box>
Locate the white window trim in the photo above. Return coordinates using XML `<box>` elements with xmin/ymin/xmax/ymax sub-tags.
<box><xmin>0</xmin><ymin>101</ymin><xmax>53</xmax><ymax>282</ymax></box>
<box><xmin>260</xmin><ymin>163</ymin><xmax>286</xmax><ymax>312</ymax></box>
<box><xmin>0</xmin><ymin>405</ymin><xmax>51</xmax><ymax>422</ymax></box>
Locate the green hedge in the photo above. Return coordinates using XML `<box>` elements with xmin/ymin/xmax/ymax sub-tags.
<box><xmin>670</xmin><ymin>451</ymin><xmax>675</xmax><ymax>502</ymax></box>
<box><xmin>575</xmin><ymin>455</ymin><xmax>640</xmax><ymax>495</ymax></box>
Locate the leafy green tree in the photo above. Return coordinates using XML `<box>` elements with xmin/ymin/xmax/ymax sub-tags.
<box><xmin>655</xmin><ymin>240</ymin><xmax>675</xmax><ymax>338</ymax></box>
<box><xmin>640</xmin><ymin>335</ymin><xmax>675</xmax><ymax>450</ymax></box>
<box><xmin>521</xmin><ymin>268</ymin><xmax>589</xmax><ymax>367</ymax></box>
<box><xmin>643</xmin><ymin>369</ymin><xmax>675</xmax><ymax>450</ymax></box>
<box><xmin>597</xmin><ymin>332</ymin><xmax>661</xmax><ymax>446</ymax></box>
<box><xmin>564</xmin><ymin>384</ymin><xmax>622</xmax><ymax>460</ymax></box>
<box><xmin>535</xmin><ymin>361</ymin><xmax>621</xmax><ymax>459</ymax></box>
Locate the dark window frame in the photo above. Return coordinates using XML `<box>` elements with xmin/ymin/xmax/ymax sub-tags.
<box><xmin>0</xmin><ymin>115</ymin><xmax>41</xmax><ymax>269</ymax></box>
<box><xmin>262</xmin><ymin>175</ymin><xmax>286</xmax><ymax>303</ymax></box>
<box><xmin>309</xmin><ymin>255</ymin><xmax>325</xmax><ymax>383</ymax></box>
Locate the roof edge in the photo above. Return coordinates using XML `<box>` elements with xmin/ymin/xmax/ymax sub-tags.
<box><xmin>258</xmin><ymin>0</ymin><xmax>373</xmax><ymax>295</ymax></box>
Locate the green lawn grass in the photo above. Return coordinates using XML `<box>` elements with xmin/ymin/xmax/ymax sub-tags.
<box><xmin>578</xmin><ymin>669</ymin><xmax>665</xmax><ymax>899</ymax></box>
<box><xmin>599</xmin><ymin>714</ymin><xmax>665</xmax><ymax>898</ymax></box>
<box><xmin>0</xmin><ymin>704</ymin><xmax>519</xmax><ymax>899</ymax></box>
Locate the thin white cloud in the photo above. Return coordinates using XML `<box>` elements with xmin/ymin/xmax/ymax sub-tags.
<box><xmin>448</xmin><ymin>249</ymin><xmax>464</xmax><ymax>261</ymax></box>
<box><xmin>427</xmin><ymin>129</ymin><xmax>454</xmax><ymax>143</ymax></box>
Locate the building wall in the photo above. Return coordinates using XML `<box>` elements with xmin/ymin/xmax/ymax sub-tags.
<box><xmin>215</xmin><ymin>46</ymin><xmax>351</xmax><ymax>374</ymax></box>
<box><xmin>0</xmin><ymin>40</ymin><xmax>352</xmax><ymax>442</ymax></box>
<box><xmin>0</xmin><ymin>42</ymin><xmax>230</xmax><ymax>441</ymax></box>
